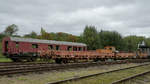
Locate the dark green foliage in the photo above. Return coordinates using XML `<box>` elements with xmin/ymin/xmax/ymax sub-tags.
<box><xmin>55</xmin><ymin>32</ymin><xmax>79</xmax><ymax>42</ymax></box>
<box><xmin>11</xmin><ymin>26</ymin><xmax>150</xmax><ymax>51</ymax></box>
<box><xmin>80</xmin><ymin>26</ymin><xmax>150</xmax><ymax>51</ymax></box>
<box><xmin>0</xmin><ymin>42</ymin><xmax>4</xmax><ymax>57</ymax></box>
<box><xmin>0</xmin><ymin>33</ymin><xmax>6</xmax><ymax>42</ymax></box>
<box><xmin>23</xmin><ymin>28</ymin><xmax>80</xmax><ymax>42</ymax></box>
<box><xmin>0</xmin><ymin>34</ymin><xmax>5</xmax><ymax>57</ymax></box>
<box><xmin>99</xmin><ymin>30</ymin><xmax>124</xmax><ymax>50</ymax></box>
<box><xmin>24</xmin><ymin>31</ymin><xmax>38</xmax><ymax>38</ymax></box>
<box><xmin>145</xmin><ymin>38</ymin><xmax>150</xmax><ymax>46</ymax></box>
<box><xmin>123</xmin><ymin>36</ymin><xmax>145</xmax><ymax>51</ymax></box>
<box><xmin>4</xmin><ymin>24</ymin><xmax>18</xmax><ymax>36</ymax></box>
<box><xmin>81</xmin><ymin>25</ymin><xmax>100</xmax><ymax>50</ymax></box>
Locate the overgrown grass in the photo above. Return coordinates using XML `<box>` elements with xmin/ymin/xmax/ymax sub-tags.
<box><xmin>0</xmin><ymin>57</ymin><xmax>12</xmax><ymax>62</ymax></box>
<box><xmin>0</xmin><ymin>63</ymin><xmax>144</xmax><ymax>84</ymax></box>
<box><xmin>65</xmin><ymin>64</ymin><xmax>150</xmax><ymax>84</ymax></box>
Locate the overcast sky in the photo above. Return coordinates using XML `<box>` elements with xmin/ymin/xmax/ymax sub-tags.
<box><xmin>0</xmin><ymin>0</ymin><xmax>150</xmax><ymax>37</ymax></box>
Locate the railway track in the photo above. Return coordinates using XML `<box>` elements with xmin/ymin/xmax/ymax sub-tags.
<box><xmin>0</xmin><ymin>59</ymin><xmax>149</xmax><ymax>76</ymax></box>
<box><xmin>112</xmin><ymin>70</ymin><xmax>150</xmax><ymax>84</ymax></box>
<box><xmin>46</xmin><ymin>62</ymin><xmax>150</xmax><ymax>84</ymax></box>
<box><xmin>0</xmin><ymin>62</ymin><xmax>54</xmax><ymax>66</ymax></box>
<box><xmin>0</xmin><ymin>61</ymin><xmax>130</xmax><ymax>76</ymax></box>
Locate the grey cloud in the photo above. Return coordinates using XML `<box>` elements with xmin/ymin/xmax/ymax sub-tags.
<box><xmin>0</xmin><ymin>0</ymin><xmax>150</xmax><ymax>37</ymax></box>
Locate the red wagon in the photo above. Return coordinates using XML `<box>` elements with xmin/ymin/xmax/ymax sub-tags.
<box><xmin>2</xmin><ymin>37</ymin><xmax>87</xmax><ymax>62</ymax></box>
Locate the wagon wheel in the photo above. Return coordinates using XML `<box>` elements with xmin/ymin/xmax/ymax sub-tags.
<box><xmin>31</xmin><ymin>57</ymin><xmax>37</xmax><ymax>62</ymax></box>
<box><xmin>11</xmin><ymin>58</ymin><xmax>21</xmax><ymax>62</ymax></box>
<box><xmin>55</xmin><ymin>58</ymin><xmax>62</xmax><ymax>64</ymax></box>
<box><xmin>62</xmin><ymin>59</ymin><xmax>68</xmax><ymax>64</ymax></box>
<box><xmin>93</xmin><ymin>58</ymin><xmax>99</xmax><ymax>62</ymax></box>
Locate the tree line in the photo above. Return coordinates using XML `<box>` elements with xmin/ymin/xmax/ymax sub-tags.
<box><xmin>0</xmin><ymin>24</ymin><xmax>150</xmax><ymax>52</ymax></box>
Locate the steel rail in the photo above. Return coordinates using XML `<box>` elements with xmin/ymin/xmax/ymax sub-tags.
<box><xmin>46</xmin><ymin>63</ymin><xmax>150</xmax><ymax>84</ymax></box>
<box><xmin>111</xmin><ymin>70</ymin><xmax>150</xmax><ymax>84</ymax></box>
<box><xmin>0</xmin><ymin>61</ymin><xmax>130</xmax><ymax>76</ymax></box>
<box><xmin>0</xmin><ymin>59</ymin><xmax>149</xmax><ymax>76</ymax></box>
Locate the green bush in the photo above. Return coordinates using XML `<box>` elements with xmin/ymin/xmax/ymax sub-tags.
<box><xmin>0</xmin><ymin>42</ymin><xmax>3</xmax><ymax>57</ymax></box>
<box><xmin>0</xmin><ymin>42</ymin><xmax>12</xmax><ymax>62</ymax></box>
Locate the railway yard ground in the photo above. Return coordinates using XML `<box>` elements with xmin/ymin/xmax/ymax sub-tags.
<box><xmin>0</xmin><ymin>62</ymin><xmax>149</xmax><ymax>84</ymax></box>
<box><xmin>117</xmin><ymin>72</ymin><xmax>150</xmax><ymax>84</ymax></box>
<box><xmin>58</xmin><ymin>63</ymin><xmax>150</xmax><ymax>84</ymax></box>
<box><xmin>0</xmin><ymin>57</ymin><xmax>12</xmax><ymax>62</ymax></box>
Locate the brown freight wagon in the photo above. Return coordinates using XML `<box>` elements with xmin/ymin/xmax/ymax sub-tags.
<box><xmin>38</xmin><ymin>46</ymin><xmax>116</xmax><ymax>63</ymax></box>
<box><xmin>2</xmin><ymin>37</ymin><xmax>87</xmax><ymax>62</ymax></box>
